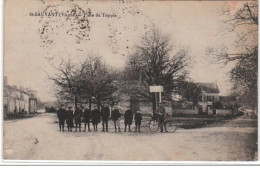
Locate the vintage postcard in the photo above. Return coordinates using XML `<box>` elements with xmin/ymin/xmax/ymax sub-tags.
<box><xmin>2</xmin><ymin>0</ymin><xmax>258</xmax><ymax>163</ymax></box>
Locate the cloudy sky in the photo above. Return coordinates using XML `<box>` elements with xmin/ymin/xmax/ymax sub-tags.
<box><xmin>4</xmin><ymin>0</ymin><xmax>250</xmax><ymax>102</ymax></box>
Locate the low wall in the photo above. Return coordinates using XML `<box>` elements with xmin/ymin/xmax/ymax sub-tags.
<box><xmin>216</xmin><ymin>109</ymin><xmax>233</xmax><ymax>116</ymax></box>
<box><xmin>172</xmin><ymin>109</ymin><xmax>198</xmax><ymax>115</ymax></box>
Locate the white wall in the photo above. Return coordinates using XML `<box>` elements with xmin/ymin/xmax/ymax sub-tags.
<box><xmin>29</xmin><ymin>99</ymin><xmax>37</xmax><ymax>113</ymax></box>
<box><xmin>216</xmin><ymin>109</ymin><xmax>233</xmax><ymax>116</ymax></box>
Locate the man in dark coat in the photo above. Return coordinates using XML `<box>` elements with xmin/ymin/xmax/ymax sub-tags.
<box><xmin>83</xmin><ymin>106</ymin><xmax>91</xmax><ymax>132</ymax></box>
<box><xmin>111</xmin><ymin>106</ymin><xmax>121</xmax><ymax>132</ymax></box>
<box><xmin>101</xmin><ymin>105</ymin><xmax>110</xmax><ymax>132</ymax></box>
<box><xmin>91</xmin><ymin>106</ymin><xmax>100</xmax><ymax>132</ymax></box>
<box><xmin>124</xmin><ymin>109</ymin><xmax>133</xmax><ymax>132</ymax></box>
<box><xmin>74</xmin><ymin>106</ymin><xmax>83</xmax><ymax>132</ymax></box>
<box><xmin>135</xmin><ymin>109</ymin><xmax>142</xmax><ymax>132</ymax></box>
<box><xmin>57</xmin><ymin>105</ymin><xmax>66</xmax><ymax>132</ymax></box>
<box><xmin>66</xmin><ymin>106</ymin><xmax>74</xmax><ymax>132</ymax></box>
<box><xmin>155</xmin><ymin>103</ymin><xmax>167</xmax><ymax>132</ymax></box>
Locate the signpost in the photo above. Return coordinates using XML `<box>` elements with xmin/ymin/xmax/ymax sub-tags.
<box><xmin>150</xmin><ymin>86</ymin><xmax>164</xmax><ymax>107</ymax></box>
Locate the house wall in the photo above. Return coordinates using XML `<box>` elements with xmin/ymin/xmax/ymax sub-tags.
<box><xmin>201</xmin><ymin>92</ymin><xmax>219</xmax><ymax>102</ymax></box>
<box><xmin>23</xmin><ymin>93</ymin><xmax>30</xmax><ymax>113</ymax></box>
<box><xmin>4</xmin><ymin>87</ymin><xmax>33</xmax><ymax>115</ymax></box>
<box><xmin>216</xmin><ymin>109</ymin><xmax>233</xmax><ymax>116</ymax></box>
<box><xmin>199</xmin><ymin>92</ymin><xmax>220</xmax><ymax>113</ymax></box>
<box><xmin>198</xmin><ymin>102</ymin><xmax>210</xmax><ymax>112</ymax></box>
<box><xmin>8</xmin><ymin>98</ymin><xmax>16</xmax><ymax>114</ymax></box>
<box><xmin>18</xmin><ymin>92</ymin><xmax>30</xmax><ymax>114</ymax></box>
<box><xmin>29</xmin><ymin>99</ymin><xmax>37</xmax><ymax>113</ymax></box>
<box><xmin>7</xmin><ymin>90</ymin><xmax>20</xmax><ymax>114</ymax></box>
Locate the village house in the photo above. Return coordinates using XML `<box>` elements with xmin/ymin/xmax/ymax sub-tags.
<box><xmin>29</xmin><ymin>93</ymin><xmax>38</xmax><ymax>113</ymax></box>
<box><xmin>3</xmin><ymin>76</ymin><xmax>38</xmax><ymax>117</ymax></box>
<box><xmin>170</xmin><ymin>82</ymin><xmax>225</xmax><ymax>116</ymax></box>
<box><xmin>197</xmin><ymin>82</ymin><xmax>220</xmax><ymax>115</ymax></box>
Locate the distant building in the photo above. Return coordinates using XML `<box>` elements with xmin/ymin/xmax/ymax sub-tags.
<box><xmin>29</xmin><ymin>97</ymin><xmax>37</xmax><ymax>114</ymax></box>
<box><xmin>3</xmin><ymin>76</ymin><xmax>37</xmax><ymax>117</ymax></box>
<box><xmin>197</xmin><ymin>82</ymin><xmax>220</xmax><ymax>115</ymax></box>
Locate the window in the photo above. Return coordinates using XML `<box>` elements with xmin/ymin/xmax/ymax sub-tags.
<box><xmin>207</xmin><ymin>96</ymin><xmax>214</xmax><ymax>101</ymax></box>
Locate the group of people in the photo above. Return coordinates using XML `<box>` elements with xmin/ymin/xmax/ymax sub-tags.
<box><xmin>56</xmin><ymin>105</ymin><xmax>143</xmax><ymax>133</ymax></box>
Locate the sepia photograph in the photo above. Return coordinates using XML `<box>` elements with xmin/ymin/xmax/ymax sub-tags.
<box><xmin>2</xmin><ymin>0</ymin><xmax>258</xmax><ymax>163</ymax></box>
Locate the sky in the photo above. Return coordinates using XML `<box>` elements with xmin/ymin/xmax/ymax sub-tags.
<box><xmin>4</xmin><ymin>0</ymin><xmax>251</xmax><ymax>102</ymax></box>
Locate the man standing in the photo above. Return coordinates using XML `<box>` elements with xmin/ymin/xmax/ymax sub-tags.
<box><xmin>155</xmin><ymin>103</ymin><xmax>167</xmax><ymax>132</ymax></box>
<box><xmin>57</xmin><ymin>105</ymin><xmax>66</xmax><ymax>132</ymax></box>
<box><xmin>111</xmin><ymin>105</ymin><xmax>121</xmax><ymax>132</ymax></box>
<box><xmin>66</xmin><ymin>106</ymin><xmax>74</xmax><ymax>132</ymax></box>
<box><xmin>83</xmin><ymin>106</ymin><xmax>91</xmax><ymax>132</ymax></box>
<box><xmin>124</xmin><ymin>108</ymin><xmax>133</xmax><ymax>132</ymax></box>
<box><xmin>91</xmin><ymin>106</ymin><xmax>100</xmax><ymax>132</ymax></box>
<box><xmin>74</xmin><ymin>106</ymin><xmax>83</xmax><ymax>132</ymax></box>
<box><xmin>101</xmin><ymin>105</ymin><xmax>110</xmax><ymax>132</ymax></box>
<box><xmin>134</xmin><ymin>109</ymin><xmax>142</xmax><ymax>132</ymax></box>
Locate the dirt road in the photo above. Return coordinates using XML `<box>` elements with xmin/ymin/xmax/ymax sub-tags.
<box><xmin>3</xmin><ymin>113</ymin><xmax>258</xmax><ymax>161</ymax></box>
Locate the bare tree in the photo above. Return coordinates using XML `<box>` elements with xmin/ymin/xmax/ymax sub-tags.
<box><xmin>78</xmin><ymin>56</ymin><xmax>118</xmax><ymax>111</ymax></box>
<box><xmin>207</xmin><ymin>2</ymin><xmax>258</xmax><ymax>113</ymax></box>
<box><xmin>48</xmin><ymin>56</ymin><xmax>117</xmax><ymax>110</ymax></box>
<box><xmin>122</xmin><ymin>28</ymin><xmax>188</xmax><ymax>114</ymax></box>
<box><xmin>48</xmin><ymin>59</ymin><xmax>83</xmax><ymax>108</ymax></box>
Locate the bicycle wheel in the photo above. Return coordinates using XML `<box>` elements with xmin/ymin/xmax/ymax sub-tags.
<box><xmin>149</xmin><ymin>119</ymin><xmax>159</xmax><ymax>132</ymax></box>
<box><xmin>165</xmin><ymin>121</ymin><xmax>178</xmax><ymax>133</ymax></box>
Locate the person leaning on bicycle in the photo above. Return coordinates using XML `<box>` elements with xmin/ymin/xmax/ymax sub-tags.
<box><xmin>155</xmin><ymin>103</ymin><xmax>168</xmax><ymax>132</ymax></box>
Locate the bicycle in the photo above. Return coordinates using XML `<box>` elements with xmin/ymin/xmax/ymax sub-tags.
<box><xmin>149</xmin><ymin>115</ymin><xmax>178</xmax><ymax>133</ymax></box>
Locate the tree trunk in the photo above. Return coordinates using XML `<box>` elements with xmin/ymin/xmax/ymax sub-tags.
<box><xmin>88</xmin><ymin>97</ymin><xmax>92</xmax><ymax>112</ymax></box>
<box><xmin>152</xmin><ymin>93</ymin><xmax>157</xmax><ymax>116</ymax></box>
<box><xmin>74</xmin><ymin>96</ymin><xmax>78</xmax><ymax>108</ymax></box>
<box><xmin>97</xmin><ymin>97</ymin><xmax>101</xmax><ymax>112</ymax></box>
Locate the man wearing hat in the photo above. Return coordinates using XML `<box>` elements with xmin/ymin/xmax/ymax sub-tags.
<box><xmin>124</xmin><ymin>108</ymin><xmax>133</xmax><ymax>132</ymax></box>
<box><xmin>66</xmin><ymin>106</ymin><xmax>74</xmax><ymax>132</ymax></box>
<box><xmin>101</xmin><ymin>105</ymin><xmax>110</xmax><ymax>132</ymax></box>
<box><xmin>57</xmin><ymin>105</ymin><xmax>66</xmax><ymax>132</ymax></box>
<box><xmin>74</xmin><ymin>106</ymin><xmax>83</xmax><ymax>132</ymax></box>
<box><xmin>111</xmin><ymin>105</ymin><xmax>121</xmax><ymax>132</ymax></box>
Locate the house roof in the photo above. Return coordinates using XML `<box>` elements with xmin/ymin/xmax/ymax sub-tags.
<box><xmin>197</xmin><ymin>83</ymin><xmax>220</xmax><ymax>93</ymax></box>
